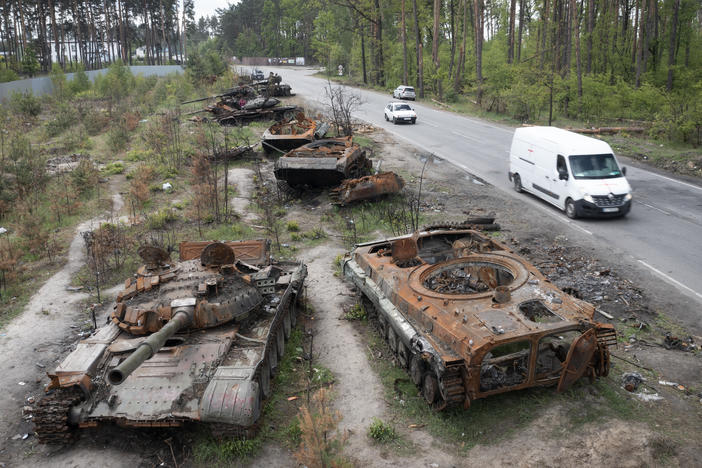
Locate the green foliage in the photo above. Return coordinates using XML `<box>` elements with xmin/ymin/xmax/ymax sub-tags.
<box><xmin>0</xmin><ymin>67</ymin><xmax>19</xmax><ymax>82</ymax></box>
<box><xmin>10</xmin><ymin>91</ymin><xmax>41</xmax><ymax>117</ymax></box>
<box><xmin>20</xmin><ymin>47</ymin><xmax>40</xmax><ymax>77</ymax></box>
<box><xmin>186</xmin><ymin>39</ymin><xmax>227</xmax><ymax>84</ymax></box>
<box><xmin>146</xmin><ymin>208</ymin><xmax>180</xmax><ymax>230</ymax></box>
<box><xmin>49</xmin><ymin>63</ymin><xmax>69</xmax><ymax>101</ymax></box>
<box><xmin>193</xmin><ymin>436</ymin><xmax>262</xmax><ymax>464</ymax></box>
<box><xmin>126</xmin><ymin>149</ymin><xmax>154</xmax><ymax>162</ymax></box>
<box><xmin>367</xmin><ymin>418</ymin><xmax>397</xmax><ymax>443</ymax></box>
<box><xmin>46</xmin><ymin>102</ymin><xmax>78</xmax><ymax>137</ymax></box>
<box><xmin>107</xmin><ymin>116</ymin><xmax>130</xmax><ymax>152</ymax></box>
<box><xmin>68</xmin><ymin>66</ymin><xmax>92</xmax><ymax>95</ymax></box>
<box><xmin>343</xmin><ymin>302</ymin><xmax>367</xmax><ymax>321</ymax></box>
<box><xmin>102</xmin><ymin>162</ymin><xmax>125</xmax><ymax>175</ymax></box>
<box><xmin>71</xmin><ymin>159</ymin><xmax>99</xmax><ymax>195</ymax></box>
<box><xmin>286</xmin><ymin>220</ymin><xmax>300</xmax><ymax>232</ymax></box>
<box><xmin>95</xmin><ymin>61</ymin><xmax>134</xmax><ymax>105</ymax></box>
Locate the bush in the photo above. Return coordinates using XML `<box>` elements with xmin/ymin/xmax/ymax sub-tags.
<box><xmin>10</xmin><ymin>90</ymin><xmax>41</xmax><ymax>117</ymax></box>
<box><xmin>82</xmin><ymin>108</ymin><xmax>110</xmax><ymax>135</ymax></box>
<box><xmin>147</xmin><ymin>208</ymin><xmax>179</xmax><ymax>230</ymax></box>
<box><xmin>0</xmin><ymin>68</ymin><xmax>18</xmax><ymax>82</ymax></box>
<box><xmin>46</xmin><ymin>102</ymin><xmax>78</xmax><ymax>137</ymax></box>
<box><xmin>102</xmin><ymin>162</ymin><xmax>125</xmax><ymax>175</ymax></box>
<box><xmin>71</xmin><ymin>159</ymin><xmax>99</xmax><ymax>195</ymax></box>
<box><xmin>286</xmin><ymin>221</ymin><xmax>300</xmax><ymax>232</ymax></box>
<box><xmin>107</xmin><ymin>116</ymin><xmax>130</xmax><ymax>152</ymax></box>
<box><xmin>69</xmin><ymin>66</ymin><xmax>92</xmax><ymax>94</ymax></box>
<box><xmin>367</xmin><ymin>418</ymin><xmax>397</xmax><ymax>443</ymax></box>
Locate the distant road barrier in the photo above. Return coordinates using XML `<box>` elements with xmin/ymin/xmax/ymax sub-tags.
<box><xmin>0</xmin><ymin>65</ymin><xmax>184</xmax><ymax>102</ymax></box>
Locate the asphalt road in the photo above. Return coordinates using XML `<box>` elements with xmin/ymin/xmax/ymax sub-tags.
<box><xmin>263</xmin><ymin>66</ymin><xmax>702</xmax><ymax>306</ymax></box>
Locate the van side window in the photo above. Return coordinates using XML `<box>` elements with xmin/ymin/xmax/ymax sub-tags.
<box><xmin>556</xmin><ymin>155</ymin><xmax>567</xmax><ymax>173</ymax></box>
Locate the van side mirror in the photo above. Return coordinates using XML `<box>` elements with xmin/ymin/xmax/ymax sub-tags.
<box><xmin>622</xmin><ymin>166</ymin><xmax>627</xmax><ymax>176</ymax></box>
<box><xmin>558</xmin><ymin>168</ymin><xmax>569</xmax><ymax>180</ymax></box>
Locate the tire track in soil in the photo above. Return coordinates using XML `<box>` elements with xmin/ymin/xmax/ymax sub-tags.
<box><xmin>300</xmin><ymin>242</ymin><xmax>459</xmax><ymax>468</ymax></box>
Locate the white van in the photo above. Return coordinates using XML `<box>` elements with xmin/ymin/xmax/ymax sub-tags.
<box><xmin>508</xmin><ymin>127</ymin><xmax>632</xmax><ymax>218</ymax></box>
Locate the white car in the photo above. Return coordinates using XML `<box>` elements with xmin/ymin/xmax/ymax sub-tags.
<box><xmin>384</xmin><ymin>102</ymin><xmax>417</xmax><ymax>124</ymax></box>
<box><xmin>393</xmin><ymin>85</ymin><xmax>416</xmax><ymax>100</ymax></box>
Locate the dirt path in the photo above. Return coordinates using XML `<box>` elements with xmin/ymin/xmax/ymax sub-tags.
<box><xmin>228</xmin><ymin>167</ymin><xmax>258</xmax><ymax>223</ymax></box>
<box><xmin>0</xmin><ymin>190</ymin><xmax>143</xmax><ymax>467</ymax></box>
<box><xmin>300</xmin><ymin>243</ymin><xmax>460</xmax><ymax>467</ymax></box>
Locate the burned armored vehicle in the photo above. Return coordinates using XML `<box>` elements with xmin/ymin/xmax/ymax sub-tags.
<box><xmin>34</xmin><ymin>240</ymin><xmax>306</xmax><ymax>442</ymax></box>
<box><xmin>343</xmin><ymin>225</ymin><xmax>615</xmax><ymax>410</ymax></box>
<box><xmin>274</xmin><ymin>137</ymin><xmax>370</xmax><ymax>187</ymax></box>
<box><xmin>262</xmin><ymin>113</ymin><xmax>318</xmax><ymax>155</ymax></box>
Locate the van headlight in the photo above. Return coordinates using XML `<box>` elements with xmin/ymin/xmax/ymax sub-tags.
<box><xmin>583</xmin><ymin>194</ymin><xmax>594</xmax><ymax>203</ymax></box>
<box><xmin>624</xmin><ymin>193</ymin><xmax>632</xmax><ymax>201</ymax></box>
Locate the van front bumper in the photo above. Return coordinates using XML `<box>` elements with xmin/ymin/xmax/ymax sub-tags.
<box><xmin>575</xmin><ymin>199</ymin><xmax>631</xmax><ymax>218</ymax></box>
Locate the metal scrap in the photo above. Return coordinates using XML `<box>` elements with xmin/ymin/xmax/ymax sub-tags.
<box><xmin>329</xmin><ymin>172</ymin><xmax>404</xmax><ymax>204</ymax></box>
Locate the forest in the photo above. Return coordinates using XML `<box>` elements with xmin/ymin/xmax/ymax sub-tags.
<box><xmin>218</xmin><ymin>0</ymin><xmax>702</xmax><ymax>144</ymax></box>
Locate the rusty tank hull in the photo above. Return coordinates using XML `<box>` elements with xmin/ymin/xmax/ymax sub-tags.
<box><xmin>262</xmin><ymin>113</ymin><xmax>317</xmax><ymax>155</ymax></box>
<box><xmin>330</xmin><ymin>172</ymin><xmax>404</xmax><ymax>205</ymax></box>
<box><xmin>34</xmin><ymin>240</ymin><xmax>306</xmax><ymax>442</ymax></box>
<box><xmin>274</xmin><ymin>137</ymin><xmax>370</xmax><ymax>187</ymax></box>
<box><xmin>343</xmin><ymin>226</ymin><xmax>615</xmax><ymax>410</ymax></box>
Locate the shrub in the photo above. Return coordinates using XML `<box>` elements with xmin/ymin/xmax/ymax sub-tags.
<box><xmin>10</xmin><ymin>90</ymin><xmax>41</xmax><ymax>117</ymax></box>
<box><xmin>147</xmin><ymin>208</ymin><xmax>179</xmax><ymax>230</ymax></box>
<box><xmin>0</xmin><ymin>68</ymin><xmax>18</xmax><ymax>82</ymax></box>
<box><xmin>107</xmin><ymin>117</ymin><xmax>130</xmax><ymax>152</ymax></box>
<box><xmin>71</xmin><ymin>159</ymin><xmax>99</xmax><ymax>195</ymax></box>
<box><xmin>68</xmin><ymin>66</ymin><xmax>91</xmax><ymax>94</ymax></box>
<box><xmin>286</xmin><ymin>221</ymin><xmax>300</xmax><ymax>232</ymax></box>
<box><xmin>367</xmin><ymin>418</ymin><xmax>397</xmax><ymax>443</ymax></box>
<box><xmin>46</xmin><ymin>102</ymin><xmax>78</xmax><ymax>137</ymax></box>
<box><xmin>102</xmin><ymin>162</ymin><xmax>125</xmax><ymax>175</ymax></box>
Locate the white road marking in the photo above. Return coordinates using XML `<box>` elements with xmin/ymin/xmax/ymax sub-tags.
<box><xmin>640</xmin><ymin>171</ymin><xmax>702</xmax><ymax>192</ymax></box>
<box><xmin>451</xmin><ymin>130</ymin><xmax>482</xmax><ymax>143</ymax></box>
<box><xmin>637</xmin><ymin>200</ymin><xmax>670</xmax><ymax>215</ymax></box>
<box><xmin>638</xmin><ymin>260</ymin><xmax>702</xmax><ymax>300</ymax></box>
<box><xmin>423</xmin><ymin>120</ymin><xmax>439</xmax><ymax>128</ymax></box>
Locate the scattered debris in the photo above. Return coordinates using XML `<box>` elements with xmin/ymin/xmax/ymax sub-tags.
<box><xmin>622</xmin><ymin>372</ymin><xmax>644</xmax><ymax>392</ymax></box>
<box><xmin>45</xmin><ymin>153</ymin><xmax>90</xmax><ymax>175</ymax></box>
<box><xmin>635</xmin><ymin>391</ymin><xmax>664</xmax><ymax>402</ymax></box>
<box><xmin>663</xmin><ymin>333</ymin><xmax>696</xmax><ymax>351</ymax></box>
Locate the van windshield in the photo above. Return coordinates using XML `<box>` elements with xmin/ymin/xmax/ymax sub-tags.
<box><xmin>568</xmin><ymin>154</ymin><xmax>622</xmax><ymax>179</ymax></box>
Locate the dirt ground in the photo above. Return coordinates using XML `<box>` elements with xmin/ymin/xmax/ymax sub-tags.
<box><xmin>1</xmin><ymin>113</ymin><xmax>701</xmax><ymax>467</ymax></box>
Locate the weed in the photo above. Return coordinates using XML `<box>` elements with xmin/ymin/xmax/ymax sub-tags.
<box><xmin>146</xmin><ymin>208</ymin><xmax>179</xmax><ymax>230</ymax></box>
<box><xmin>304</xmin><ymin>227</ymin><xmax>327</xmax><ymax>240</ymax></box>
<box><xmin>333</xmin><ymin>254</ymin><xmax>345</xmax><ymax>277</ymax></box>
<box><xmin>368</xmin><ymin>417</ymin><xmax>398</xmax><ymax>443</ymax></box>
<box><xmin>286</xmin><ymin>221</ymin><xmax>300</xmax><ymax>232</ymax></box>
<box><xmin>343</xmin><ymin>303</ymin><xmax>367</xmax><ymax>321</ymax></box>
<box><xmin>102</xmin><ymin>162</ymin><xmax>125</xmax><ymax>175</ymax></box>
<box><xmin>192</xmin><ymin>436</ymin><xmax>262</xmax><ymax>464</ymax></box>
<box><xmin>291</xmin><ymin>232</ymin><xmax>303</xmax><ymax>242</ymax></box>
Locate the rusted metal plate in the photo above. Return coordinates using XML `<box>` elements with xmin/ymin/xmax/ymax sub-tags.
<box><xmin>179</xmin><ymin>240</ymin><xmax>269</xmax><ymax>265</ymax></box>
<box><xmin>262</xmin><ymin>113</ymin><xmax>316</xmax><ymax>154</ymax></box>
<box><xmin>557</xmin><ymin>328</ymin><xmax>598</xmax><ymax>392</ymax></box>
<box><xmin>330</xmin><ymin>171</ymin><xmax>404</xmax><ymax>204</ymax></box>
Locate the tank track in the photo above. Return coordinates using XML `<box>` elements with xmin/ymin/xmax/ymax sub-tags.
<box><xmin>421</xmin><ymin>219</ymin><xmax>500</xmax><ymax>232</ymax></box>
<box><xmin>32</xmin><ymin>386</ymin><xmax>83</xmax><ymax>443</ymax></box>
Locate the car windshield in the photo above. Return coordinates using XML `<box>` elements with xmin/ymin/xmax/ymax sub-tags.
<box><xmin>404</xmin><ymin>87</ymin><xmax>415</xmax><ymax>92</ymax></box>
<box><xmin>568</xmin><ymin>154</ymin><xmax>622</xmax><ymax>179</ymax></box>
<box><xmin>394</xmin><ymin>104</ymin><xmax>412</xmax><ymax>111</ymax></box>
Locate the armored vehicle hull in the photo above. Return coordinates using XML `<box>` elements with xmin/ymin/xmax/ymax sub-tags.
<box><xmin>34</xmin><ymin>240</ymin><xmax>306</xmax><ymax>442</ymax></box>
<box><xmin>343</xmin><ymin>226</ymin><xmax>615</xmax><ymax>410</ymax></box>
<box><xmin>262</xmin><ymin>113</ymin><xmax>317</xmax><ymax>154</ymax></box>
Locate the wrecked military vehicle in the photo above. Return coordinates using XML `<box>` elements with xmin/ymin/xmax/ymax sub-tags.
<box><xmin>262</xmin><ymin>113</ymin><xmax>318</xmax><ymax>155</ymax></box>
<box><xmin>274</xmin><ymin>137</ymin><xmax>371</xmax><ymax>187</ymax></box>
<box><xmin>343</xmin><ymin>225</ymin><xmax>616</xmax><ymax>410</ymax></box>
<box><xmin>34</xmin><ymin>240</ymin><xmax>306</xmax><ymax>442</ymax></box>
<box><xmin>330</xmin><ymin>172</ymin><xmax>405</xmax><ymax>205</ymax></box>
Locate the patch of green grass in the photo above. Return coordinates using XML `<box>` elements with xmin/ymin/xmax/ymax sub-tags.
<box><xmin>343</xmin><ymin>302</ymin><xmax>367</xmax><ymax>321</ymax></box>
<box><xmin>146</xmin><ymin>208</ymin><xmax>180</xmax><ymax>230</ymax></box>
<box><xmin>333</xmin><ymin>254</ymin><xmax>344</xmax><ymax>277</ymax></box>
<box><xmin>353</xmin><ymin>135</ymin><xmax>375</xmax><ymax>149</ymax></box>
<box><xmin>368</xmin><ymin>417</ymin><xmax>397</xmax><ymax>443</ymax></box>
<box><xmin>290</xmin><ymin>232</ymin><xmax>303</xmax><ymax>242</ymax></box>
<box><xmin>202</xmin><ymin>222</ymin><xmax>257</xmax><ymax>241</ymax></box>
<box><xmin>102</xmin><ymin>161</ymin><xmax>125</xmax><ymax>175</ymax></box>
<box><xmin>286</xmin><ymin>221</ymin><xmax>300</xmax><ymax>232</ymax></box>
<box><xmin>192</xmin><ymin>435</ymin><xmax>262</xmax><ymax>465</ymax></box>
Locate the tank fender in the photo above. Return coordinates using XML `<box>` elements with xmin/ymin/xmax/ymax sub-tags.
<box><xmin>343</xmin><ymin>257</ymin><xmax>416</xmax><ymax>348</ymax></box>
<box><xmin>199</xmin><ymin>367</ymin><xmax>261</xmax><ymax>426</ymax></box>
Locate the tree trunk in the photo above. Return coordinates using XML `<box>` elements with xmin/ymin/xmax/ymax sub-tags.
<box><xmin>517</xmin><ymin>0</ymin><xmax>525</xmax><ymax>62</ymax></box>
<box><xmin>373</xmin><ymin>0</ymin><xmax>384</xmax><ymax>86</ymax></box>
<box><xmin>454</xmin><ymin>0</ymin><xmax>468</xmax><ymax>92</ymax></box>
<box><xmin>574</xmin><ymin>0</ymin><xmax>583</xmax><ymax>100</ymax></box>
<box><xmin>540</xmin><ymin>0</ymin><xmax>550</xmax><ymax>67</ymax></box>
<box><xmin>412</xmin><ymin>0</ymin><xmax>423</xmax><ymax>97</ymax></box>
<box><xmin>432</xmin><ymin>0</ymin><xmax>441</xmax><ymax>98</ymax></box>
<box><xmin>508</xmin><ymin>0</ymin><xmax>516</xmax><ymax>63</ymax></box>
<box><xmin>475</xmin><ymin>0</ymin><xmax>483</xmax><ymax>104</ymax></box>
<box><xmin>401</xmin><ymin>0</ymin><xmax>408</xmax><ymax>85</ymax></box>
<box><xmin>666</xmin><ymin>0</ymin><xmax>679</xmax><ymax>90</ymax></box>
<box><xmin>449</xmin><ymin>0</ymin><xmax>456</xmax><ymax>79</ymax></box>
<box><xmin>361</xmin><ymin>22</ymin><xmax>368</xmax><ymax>84</ymax></box>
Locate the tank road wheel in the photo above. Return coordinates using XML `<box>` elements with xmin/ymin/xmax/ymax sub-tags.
<box><xmin>410</xmin><ymin>355</ymin><xmax>426</xmax><ymax>386</ymax></box>
<box><xmin>268</xmin><ymin>341</ymin><xmax>279</xmax><ymax>374</ymax></box>
<box><xmin>276</xmin><ymin>332</ymin><xmax>285</xmax><ymax>360</ymax></box>
<box><xmin>397</xmin><ymin>343</ymin><xmax>410</xmax><ymax>368</ymax></box>
<box><xmin>387</xmin><ymin>327</ymin><xmax>398</xmax><ymax>352</ymax></box>
<box><xmin>259</xmin><ymin>360</ymin><xmax>272</xmax><ymax>399</ymax></box>
<box><xmin>283</xmin><ymin>311</ymin><xmax>292</xmax><ymax>340</ymax></box>
<box><xmin>423</xmin><ymin>373</ymin><xmax>440</xmax><ymax>405</ymax></box>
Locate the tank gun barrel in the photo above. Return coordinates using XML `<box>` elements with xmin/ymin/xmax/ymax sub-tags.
<box><xmin>107</xmin><ymin>298</ymin><xmax>196</xmax><ymax>385</ymax></box>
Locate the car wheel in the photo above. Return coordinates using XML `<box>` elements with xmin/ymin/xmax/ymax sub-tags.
<box><xmin>512</xmin><ymin>174</ymin><xmax>522</xmax><ymax>193</ymax></box>
<box><xmin>384</xmin><ymin>114</ymin><xmax>389</xmax><ymax>121</ymax></box>
<box><xmin>411</xmin><ymin>118</ymin><xmax>416</xmax><ymax>124</ymax></box>
<box><xmin>565</xmin><ymin>198</ymin><xmax>577</xmax><ymax>219</ymax></box>
<box><xmin>392</xmin><ymin>117</ymin><xmax>397</xmax><ymax>124</ymax></box>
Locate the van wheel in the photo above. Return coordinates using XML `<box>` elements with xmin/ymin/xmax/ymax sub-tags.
<box><xmin>512</xmin><ymin>174</ymin><xmax>522</xmax><ymax>193</ymax></box>
<box><xmin>565</xmin><ymin>199</ymin><xmax>578</xmax><ymax>219</ymax></box>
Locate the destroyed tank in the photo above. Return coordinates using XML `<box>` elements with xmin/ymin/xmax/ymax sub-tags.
<box><xmin>274</xmin><ymin>137</ymin><xmax>370</xmax><ymax>187</ymax></box>
<box><xmin>34</xmin><ymin>240</ymin><xmax>306</xmax><ymax>442</ymax></box>
<box><xmin>343</xmin><ymin>223</ymin><xmax>616</xmax><ymax>410</ymax></box>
